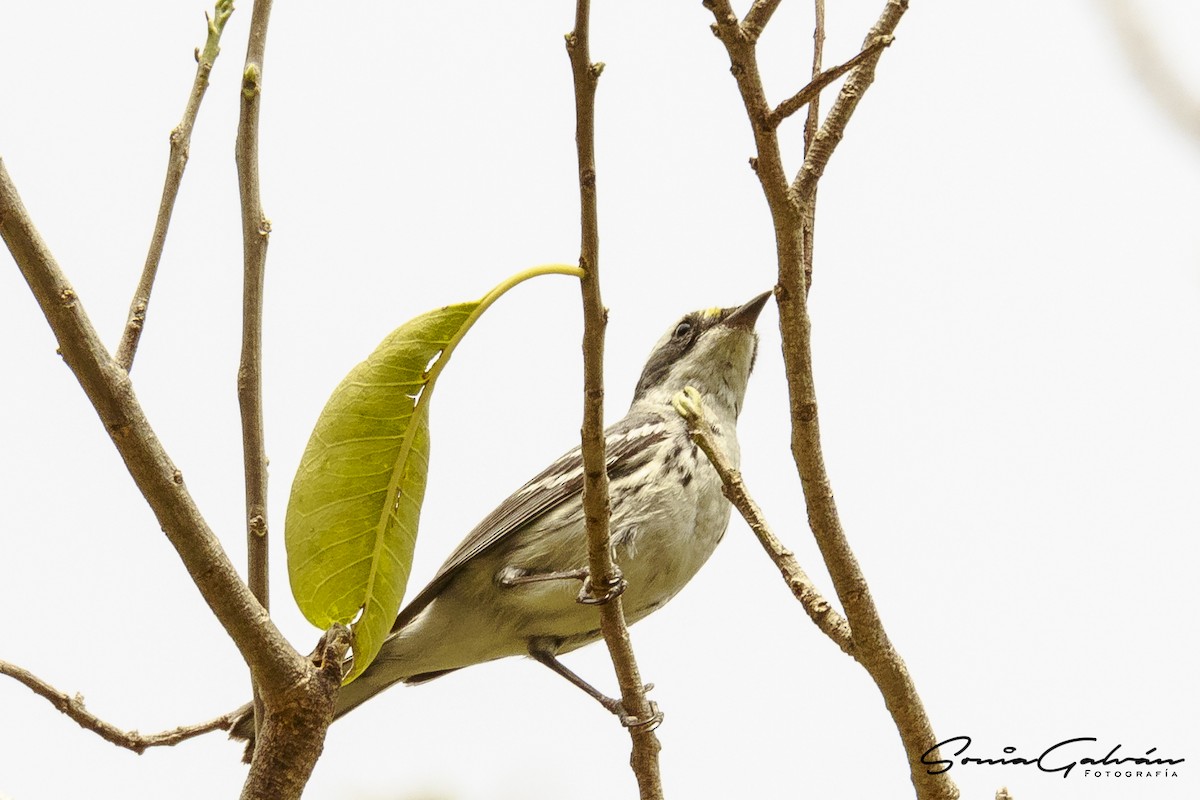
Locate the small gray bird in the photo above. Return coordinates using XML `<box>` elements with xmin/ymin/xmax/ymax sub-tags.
<box><xmin>231</xmin><ymin>291</ymin><xmax>769</xmax><ymax>747</ymax></box>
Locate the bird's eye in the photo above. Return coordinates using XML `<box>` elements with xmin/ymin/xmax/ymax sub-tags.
<box><xmin>673</xmin><ymin>322</ymin><xmax>692</xmax><ymax>339</ymax></box>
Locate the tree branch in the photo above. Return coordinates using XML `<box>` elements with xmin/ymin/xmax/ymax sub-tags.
<box><xmin>804</xmin><ymin>0</ymin><xmax>826</xmax><ymax>153</ymax></box>
<box><xmin>705</xmin><ymin>0</ymin><xmax>800</xmax><ymax>244</ymax></box>
<box><xmin>0</xmin><ymin>659</ymin><xmax>235</xmax><ymax>753</ymax></box>
<box><xmin>743</xmin><ymin>0</ymin><xmax>783</xmax><ymax>42</ymax></box>
<box><xmin>2</xmin><ymin>156</ymin><xmax>330</xmax><ymax>797</ymax></box>
<box><xmin>567</xmin><ymin>2</ymin><xmax>664</xmax><ymax>797</ymax></box>
<box><xmin>801</xmin><ymin>0</ymin><xmax>825</xmax><ymax>291</ymax></box>
<box><xmin>241</xmin><ymin>625</ymin><xmax>350</xmax><ymax>800</ymax></box>
<box><xmin>672</xmin><ymin>388</ymin><xmax>854</xmax><ymax>654</ymax></box>
<box><xmin>237</xmin><ymin>0</ymin><xmax>273</xmax><ymax>616</ymax></box>
<box><xmin>3</xmin><ymin>8</ymin><xmax>337</xmax><ymax>793</ymax></box>
<box><xmin>703</xmin><ymin>3</ymin><xmax>959</xmax><ymax>799</ymax></box>
<box><xmin>769</xmin><ymin>36</ymin><xmax>893</xmax><ymax>130</ymax></box>
<box><xmin>235</xmin><ymin>0</ymin><xmax>274</xmax><ymax>744</ymax></box>
<box><xmin>793</xmin><ymin>1</ymin><xmax>908</xmax><ymax>201</ymax></box>
<box><xmin>0</xmin><ymin>157</ymin><xmax>303</xmax><ymax>697</ymax></box>
<box><xmin>114</xmin><ymin>0</ymin><xmax>235</xmax><ymax>372</ymax></box>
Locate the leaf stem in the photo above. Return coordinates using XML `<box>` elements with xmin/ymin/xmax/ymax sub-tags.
<box><xmin>425</xmin><ymin>263</ymin><xmax>584</xmax><ymax>387</ymax></box>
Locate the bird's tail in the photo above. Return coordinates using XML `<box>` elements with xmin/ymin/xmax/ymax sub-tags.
<box><xmin>227</xmin><ymin>666</ymin><xmax>409</xmax><ymax>761</ymax></box>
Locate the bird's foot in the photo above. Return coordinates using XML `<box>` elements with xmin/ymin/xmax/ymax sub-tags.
<box><xmin>498</xmin><ymin>566</ymin><xmax>626</xmax><ymax>605</ymax></box>
<box><xmin>577</xmin><ymin>569</ymin><xmax>627</xmax><ymax>605</ymax></box>
<box><xmin>602</xmin><ymin>694</ymin><xmax>664</xmax><ymax>731</ymax></box>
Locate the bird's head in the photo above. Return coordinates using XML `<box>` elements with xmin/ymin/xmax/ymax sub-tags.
<box><xmin>630</xmin><ymin>290</ymin><xmax>771</xmax><ymax>417</ymax></box>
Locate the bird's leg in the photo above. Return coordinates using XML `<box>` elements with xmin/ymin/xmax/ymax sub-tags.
<box><xmin>497</xmin><ymin>566</ymin><xmax>627</xmax><ymax>605</ymax></box>
<box><xmin>497</xmin><ymin>567</ymin><xmax>589</xmax><ymax>587</ymax></box>
<box><xmin>527</xmin><ymin>640</ymin><xmax>662</xmax><ymax>730</ymax></box>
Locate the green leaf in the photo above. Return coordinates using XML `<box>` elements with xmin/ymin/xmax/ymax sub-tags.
<box><xmin>284</xmin><ymin>264</ymin><xmax>583</xmax><ymax>682</ymax></box>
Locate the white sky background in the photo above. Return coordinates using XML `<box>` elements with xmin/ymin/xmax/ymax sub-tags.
<box><xmin>1</xmin><ymin>1</ymin><xmax>1197</xmax><ymax>798</ymax></box>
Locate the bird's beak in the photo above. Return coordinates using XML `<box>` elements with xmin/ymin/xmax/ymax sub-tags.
<box><xmin>722</xmin><ymin>291</ymin><xmax>772</xmax><ymax>330</ymax></box>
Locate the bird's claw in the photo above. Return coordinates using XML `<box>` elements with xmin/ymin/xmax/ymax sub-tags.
<box><xmin>620</xmin><ymin>701</ymin><xmax>664</xmax><ymax>732</ymax></box>
<box><xmin>596</xmin><ymin>685</ymin><xmax>661</xmax><ymax>730</ymax></box>
<box><xmin>578</xmin><ymin>571</ymin><xmax>627</xmax><ymax>605</ymax></box>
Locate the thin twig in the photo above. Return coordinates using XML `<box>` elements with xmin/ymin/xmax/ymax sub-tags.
<box><xmin>793</xmin><ymin>2</ymin><xmax>908</xmax><ymax>201</ymax></box>
<box><xmin>236</xmin><ymin>3</ymin><xmax>273</xmax><ymax>615</ymax></box>
<box><xmin>115</xmin><ymin>0</ymin><xmax>235</xmax><ymax>372</ymax></box>
<box><xmin>231</xmin><ymin>5</ymin><xmax>346</xmax><ymax>795</ymax></box>
<box><xmin>235</xmin><ymin>0</ymin><xmax>275</xmax><ymax>747</ymax></box>
<box><xmin>567</xmin><ymin>2</ymin><xmax>664</xmax><ymax>797</ymax></box>
<box><xmin>801</xmin><ymin>0</ymin><xmax>825</xmax><ymax>291</ymax></box>
<box><xmin>804</xmin><ymin>0</ymin><xmax>826</xmax><ymax>153</ymax></box>
<box><xmin>673</xmin><ymin>389</ymin><xmax>854</xmax><ymax>655</ymax></box>
<box><xmin>769</xmin><ymin>37</ymin><xmax>893</xmax><ymax>129</ymax></box>
<box><xmin>0</xmin><ymin>659</ymin><xmax>234</xmax><ymax>753</ymax></box>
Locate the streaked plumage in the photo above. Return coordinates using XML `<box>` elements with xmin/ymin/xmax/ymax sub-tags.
<box><xmin>231</xmin><ymin>291</ymin><xmax>769</xmax><ymax>746</ymax></box>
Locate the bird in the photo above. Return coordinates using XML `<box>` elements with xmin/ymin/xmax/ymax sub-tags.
<box><xmin>230</xmin><ymin>290</ymin><xmax>770</xmax><ymax>750</ymax></box>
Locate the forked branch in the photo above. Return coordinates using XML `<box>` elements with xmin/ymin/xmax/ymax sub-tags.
<box><xmin>673</xmin><ymin>388</ymin><xmax>854</xmax><ymax>655</ymax></box>
<box><xmin>743</xmin><ymin>0</ymin><xmax>783</xmax><ymax>41</ymax></box>
<box><xmin>0</xmin><ymin>157</ymin><xmax>304</xmax><ymax>707</ymax></box>
<box><xmin>769</xmin><ymin>36</ymin><xmax>894</xmax><ymax>129</ymax></box>
<box><xmin>794</xmin><ymin>0</ymin><xmax>909</xmax><ymax>201</ymax></box>
<box><xmin>702</xmin><ymin>2</ymin><xmax>959</xmax><ymax>798</ymax></box>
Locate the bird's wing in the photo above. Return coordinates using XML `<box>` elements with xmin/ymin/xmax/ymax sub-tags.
<box><xmin>391</xmin><ymin>414</ymin><xmax>669</xmax><ymax>632</ymax></box>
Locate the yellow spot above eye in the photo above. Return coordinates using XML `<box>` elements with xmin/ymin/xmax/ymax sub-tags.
<box><xmin>702</xmin><ymin>307</ymin><xmax>722</xmax><ymax>318</ymax></box>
